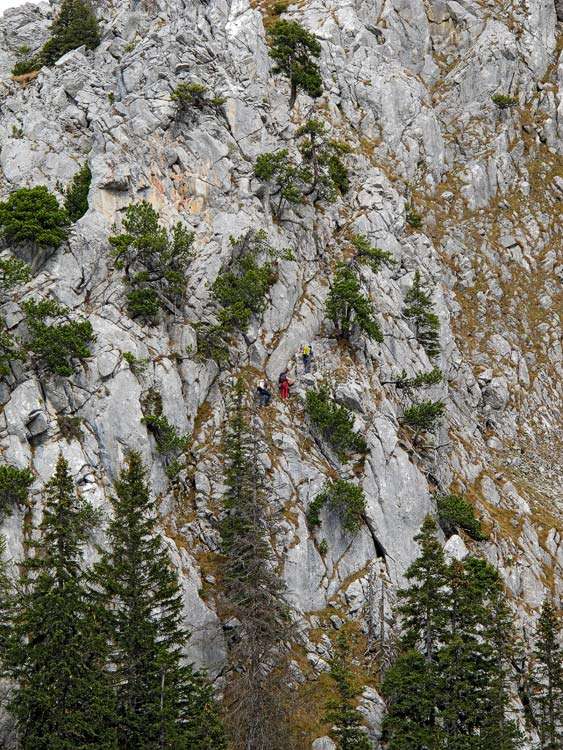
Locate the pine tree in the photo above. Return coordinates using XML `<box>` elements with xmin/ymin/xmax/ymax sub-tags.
<box><xmin>94</xmin><ymin>451</ymin><xmax>225</xmax><ymax>750</ymax></box>
<box><xmin>530</xmin><ymin>599</ymin><xmax>562</xmax><ymax>750</ymax></box>
<box><xmin>398</xmin><ymin>515</ymin><xmax>448</xmax><ymax>661</ymax></box>
<box><xmin>267</xmin><ymin>20</ymin><xmax>322</xmax><ymax>108</ymax></box>
<box><xmin>220</xmin><ymin>380</ymin><xmax>293</xmax><ymax>750</ymax></box>
<box><xmin>326</xmin><ymin>633</ymin><xmax>373</xmax><ymax>749</ymax></box>
<box><xmin>5</xmin><ymin>455</ymin><xmax>116</xmax><ymax>750</ymax></box>
<box><xmin>403</xmin><ymin>271</ymin><xmax>440</xmax><ymax>359</ymax></box>
<box><xmin>326</xmin><ymin>263</ymin><xmax>383</xmax><ymax>343</ymax></box>
<box><xmin>41</xmin><ymin>0</ymin><xmax>100</xmax><ymax>66</ymax></box>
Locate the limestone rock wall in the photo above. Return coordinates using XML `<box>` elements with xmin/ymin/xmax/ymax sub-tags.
<box><xmin>0</xmin><ymin>0</ymin><xmax>561</xmax><ymax>745</ymax></box>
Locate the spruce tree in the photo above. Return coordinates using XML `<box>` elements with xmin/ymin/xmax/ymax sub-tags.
<box><xmin>398</xmin><ymin>515</ymin><xmax>448</xmax><ymax>661</ymax></box>
<box><xmin>5</xmin><ymin>455</ymin><xmax>116</xmax><ymax>750</ymax></box>
<box><xmin>94</xmin><ymin>451</ymin><xmax>225</xmax><ymax>750</ymax></box>
<box><xmin>220</xmin><ymin>380</ymin><xmax>293</xmax><ymax>750</ymax></box>
<box><xmin>381</xmin><ymin>650</ymin><xmax>441</xmax><ymax>750</ymax></box>
<box><xmin>439</xmin><ymin>558</ymin><xmax>520</xmax><ymax>750</ymax></box>
<box><xmin>402</xmin><ymin>271</ymin><xmax>440</xmax><ymax>359</ymax></box>
<box><xmin>326</xmin><ymin>633</ymin><xmax>373</xmax><ymax>749</ymax></box>
<box><xmin>531</xmin><ymin>599</ymin><xmax>562</xmax><ymax>750</ymax></box>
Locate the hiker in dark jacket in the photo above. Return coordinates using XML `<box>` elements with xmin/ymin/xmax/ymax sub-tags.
<box><xmin>256</xmin><ymin>380</ymin><xmax>272</xmax><ymax>407</ymax></box>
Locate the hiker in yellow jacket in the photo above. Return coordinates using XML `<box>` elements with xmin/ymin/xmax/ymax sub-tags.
<box><xmin>302</xmin><ymin>343</ymin><xmax>313</xmax><ymax>374</ymax></box>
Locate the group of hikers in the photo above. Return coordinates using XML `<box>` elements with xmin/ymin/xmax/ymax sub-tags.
<box><xmin>256</xmin><ymin>344</ymin><xmax>313</xmax><ymax>407</ymax></box>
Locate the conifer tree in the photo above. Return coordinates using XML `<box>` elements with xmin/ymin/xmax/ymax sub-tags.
<box><xmin>402</xmin><ymin>271</ymin><xmax>440</xmax><ymax>359</ymax></box>
<box><xmin>220</xmin><ymin>380</ymin><xmax>293</xmax><ymax>750</ymax></box>
<box><xmin>41</xmin><ymin>0</ymin><xmax>100</xmax><ymax>66</ymax></box>
<box><xmin>398</xmin><ymin>515</ymin><xmax>448</xmax><ymax>661</ymax></box>
<box><xmin>326</xmin><ymin>633</ymin><xmax>373</xmax><ymax>749</ymax></box>
<box><xmin>439</xmin><ymin>557</ymin><xmax>521</xmax><ymax>749</ymax></box>
<box><xmin>267</xmin><ymin>20</ymin><xmax>322</xmax><ymax>108</ymax></box>
<box><xmin>530</xmin><ymin>599</ymin><xmax>562</xmax><ymax>750</ymax></box>
<box><xmin>381</xmin><ymin>650</ymin><xmax>441</xmax><ymax>750</ymax></box>
<box><xmin>5</xmin><ymin>455</ymin><xmax>116</xmax><ymax>750</ymax></box>
<box><xmin>326</xmin><ymin>263</ymin><xmax>383</xmax><ymax>343</ymax></box>
<box><xmin>94</xmin><ymin>451</ymin><xmax>225</xmax><ymax>750</ymax></box>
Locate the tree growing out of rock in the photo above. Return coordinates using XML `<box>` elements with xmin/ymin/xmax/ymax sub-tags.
<box><xmin>40</xmin><ymin>0</ymin><xmax>100</xmax><ymax>67</ymax></box>
<box><xmin>109</xmin><ymin>201</ymin><xmax>194</xmax><ymax>322</ymax></box>
<box><xmin>0</xmin><ymin>186</ymin><xmax>69</xmax><ymax>249</ymax></box>
<box><xmin>305</xmin><ymin>384</ymin><xmax>367</xmax><ymax>462</ymax></box>
<box><xmin>401</xmin><ymin>399</ymin><xmax>445</xmax><ymax>439</ymax></box>
<box><xmin>351</xmin><ymin>234</ymin><xmax>394</xmax><ymax>273</ymax></box>
<box><xmin>307</xmin><ymin>479</ymin><xmax>366</xmax><ymax>534</ymax></box>
<box><xmin>267</xmin><ymin>19</ymin><xmax>322</xmax><ymax>108</ymax></box>
<box><xmin>171</xmin><ymin>82</ymin><xmax>226</xmax><ymax>114</ymax></box>
<box><xmin>64</xmin><ymin>163</ymin><xmax>92</xmax><ymax>222</ymax></box>
<box><xmin>326</xmin><ymin>264</ymin><xmax>383</xmax><ymax>343</ymax></box>
<box><xmin>402</xmin><ymin>270</ymin><xmax>440</xmax><ymax>359</ymax></box>
<box><xmin>220</xmin><ymin>381</ymin><xmax>294</xmax><ymax>750</ymax></box>
<box><xmin>0</xmin><ymin>256</ymin><xmax>31</xmax><ymax>377</ymax></box>
<box><xmin>529</xmin><ymin>599</ymin><xmax>562</xmax><ymax>750</ymax></box>
<box><xmin>196</xmin><ymin>230</ymin><xmax>277</xmax><ymax>362</ymax></box>
<box><xmin>23</xmin><ymin>298</ymin><xmax>95</xmax><ymax>377</ymax></box>
<box><xmin>0</xmin><ymin>464</ymin><xmax>33</xmax><ymax>518</ymax></box>
<box><xmin>255</xmin><ymin>120</ymin><xmax>351</xmax><ymax>217</ymax></box>
<box><xmin>436</xmin><ymin>493</ymin><xmax>487</xmax><ymax>541</ymax></box>
<box><xmin>296</xmin><ymin>118</ymin><xmax>351</xmax><ymax>200</ymax></box>
<box><xmin>11</xmin><ymin>45</ymin><xmax>40</xmax><ymax>77</ymax></box>
<box><xmin>326</xmin><ymin>633</ymin><xmax>373</xmax><ymax>749</ymax></box>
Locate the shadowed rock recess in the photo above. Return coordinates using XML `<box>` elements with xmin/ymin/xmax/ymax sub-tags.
<box><xmin>0</xmin><ymin>0</ymin><xmax>561</xmax><ymax>746</ymax></box>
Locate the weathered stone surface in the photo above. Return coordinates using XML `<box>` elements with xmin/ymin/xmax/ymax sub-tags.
<box><xmin>0</xmin><ymin>0</ymin><xmax>560</xmax><ymax>744</ymax></box>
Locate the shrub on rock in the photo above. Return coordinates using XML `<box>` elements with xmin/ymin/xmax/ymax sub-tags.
<box><xmin>307</xmin><ymin>479</ymin><xmax>366</xmax><ymax>533</ymax></box>
<box><xmin>0</xmin><ymin>464</ymin><xmax>33</xmax><ymax>514</ymax></box>
<box><xmin>306</xmin><ymin>385</ymin><xmax>367</xmax><ymax>461</ymax></box>
<box><xmin>436</xmin><ymin>493</ymin><xmax>487</xmax><ymax>541</ymax></box>
<box><xmin>109</xmin><ymin>201</ymin><xmax>194</xmax><ymax>323</ymax></box>
<box><xmin>0</xmin><ymin>187</ymin><xmax>69</xmax><ymax>249</ymax></box>
<box><xmin>23</xmin><ymin>298</ymin><xmax>95</xmax><ymax>376</ymax></box>
<box><xmin>64</xmin><ymin>163</ymin><xmax>91</xmax><ymax>222</ymax></box>
<box><xmin>325</xmin><ymin>263</ymin><xmax>383</xmax><ymax>342</ymax></box>
<box><xmin>41</xmin><ymin>0</ymin><xmax>100</xmax><ymax>66</ymax></box>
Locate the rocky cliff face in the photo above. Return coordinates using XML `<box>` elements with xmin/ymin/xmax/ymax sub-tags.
<box><xmin>0</xmin><ymin>0</ymin><xmax>561</xmax><ymax>745</ymax></box>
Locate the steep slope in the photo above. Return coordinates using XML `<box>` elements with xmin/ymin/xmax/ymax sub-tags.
<box><xmin>0</xmin><ymin>0</ymin><xmax>561</xmax><ymax>745</ymax></box>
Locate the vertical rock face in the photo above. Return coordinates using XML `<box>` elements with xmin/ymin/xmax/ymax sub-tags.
<box><xmin>0</xmin><ymin>0</ymin><xmax>561</xmax><ymax>743</ymax></box>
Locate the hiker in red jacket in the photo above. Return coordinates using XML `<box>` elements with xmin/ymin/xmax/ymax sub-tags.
<box><xmin>278</xmin><ymin>370</ymin><xmax>293</xmax><ymax>399</ymax></box>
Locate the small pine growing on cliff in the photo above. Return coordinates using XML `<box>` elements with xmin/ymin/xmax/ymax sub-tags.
<box><xmin>306</xmin><ymin>384</ymin><xmax>367</xmax><ymax>461</ymax></box>
<box><xmin>94</xmin><ymin>452</ymin><xmax>226</xmax><ymax>749</ymax></box>
<box><xmin>41</xmin><ymin>0</ymin><xmax>100</xmax><ymax>66</ymax></box>
<box><xmin>0</xmin><ymin>186</ymin><xmax>69</xmax><ymax>249</ymax></box>
<box><xmin>64</xmin><ymin>163</ymin><xmax>91</xmax><ymax>222</ymax></box>
<box><xmin>23</xmin><ymin>298</ymin><xmax>95</xmax><ymax>376</ymax></box>
<box><xmin>267</xmin><ymin>20</ymin><xmax>322</xmax><ymax>108</ymax></box>
<box><xmin>326</xmin><ymin>263</ymin><xmax>383</xmax><ymax>343</ymax></box>
<box><xmin>307</xmin><ymin>479</ymin><xmax>366</xmax><ymax>533</ymax></box>
<box><xmin>109</xmin><ymin>201</ymin><xmax>194</xmax><ymax>321</ymax></box>
<box><xmin>5</xmin><ymin>456</ymin><xmax>115</xmax><ymax>749</ymax></box>
<box><xmin>403</xmin><ymin>271</ymin><xmax>440</xmax><ymax>359</ymax></box>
